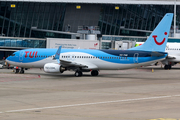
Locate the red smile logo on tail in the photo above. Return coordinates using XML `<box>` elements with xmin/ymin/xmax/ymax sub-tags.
<box><xmin>152</xmin><ymin>32</ymin><xmax>167</xmax><ymax>45</ymax></box>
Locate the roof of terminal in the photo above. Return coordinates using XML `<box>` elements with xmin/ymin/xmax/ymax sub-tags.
<box><xmin>2</xmin><ymin>0</ymin><xmax>180</xmax><ymax>5</ymax></box>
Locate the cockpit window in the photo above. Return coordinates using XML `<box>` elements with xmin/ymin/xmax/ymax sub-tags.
<box><xmin>11</xmin><ymin>54</ymin><xmax>15</xmax><ymax>56</ymax></box>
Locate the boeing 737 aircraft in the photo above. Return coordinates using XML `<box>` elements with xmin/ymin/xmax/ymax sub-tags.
<box><xmin>6</xmin><ymin>13</ymin><xmax>173</xmax><ymax>76</ymax></box>
<box><xmin>163</xmin><ymin>43</ymin><xmax>180</xmax><ymax>69</ymax></box>
<box><xmin>135</xmin><ymin>42</ymin><xmax>180</xmax><ymax>70</ymax></box>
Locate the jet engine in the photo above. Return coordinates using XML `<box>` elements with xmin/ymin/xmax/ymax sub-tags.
<box><xmin>44</xmin><ymin>63</ymin><xmax>66</xmax><ymax>73</ymax></box>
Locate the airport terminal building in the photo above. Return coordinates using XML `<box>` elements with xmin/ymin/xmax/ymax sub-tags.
<box><xmin>1</xmin><ymin>0</ymin><xmax>180</xmax><ymax>58</ymax></box>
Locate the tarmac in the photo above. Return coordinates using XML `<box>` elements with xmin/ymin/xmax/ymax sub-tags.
<box><xmin>0</xmin><ymin>65</ymin><xmax>180</xmax><ymax>120</ymax></box>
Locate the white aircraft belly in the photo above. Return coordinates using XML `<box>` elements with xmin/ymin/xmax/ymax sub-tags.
<box><xmin>70</xmin><ymin>57</ymin><xmax>165</xmax><ymax>70</ymax></box>
<box><xmin>8</xmin><ymin>58</ymin><xmax>57</xmax><ymax>68</ymax></box>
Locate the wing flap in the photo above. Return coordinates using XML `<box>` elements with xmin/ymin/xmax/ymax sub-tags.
<box><xmin>60</xmin><ymin>60</ymin><xmax>88</xmax><ymax>67</ymax></box>
<box><xmin>60</xmin><ymin>59</ymin><xmax>98</xmax><ymax>69</ymax></box>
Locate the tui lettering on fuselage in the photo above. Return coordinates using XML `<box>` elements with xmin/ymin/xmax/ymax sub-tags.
<box><xmin>25</xmin><ymin>51</ymin><xmax>38</xmax><ymax>58</ymax></box>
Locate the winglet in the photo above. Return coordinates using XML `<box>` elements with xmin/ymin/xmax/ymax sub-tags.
<box><xmin>54</xmin><ymin>46</ymin><xmax>62</xmax><ymax>59</ymax></box>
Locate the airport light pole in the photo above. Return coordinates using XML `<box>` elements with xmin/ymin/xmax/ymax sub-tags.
<box><xmin>174</xmin><ymin>0</ymin><xmax>176</xmax><ymax>37</ymax></box>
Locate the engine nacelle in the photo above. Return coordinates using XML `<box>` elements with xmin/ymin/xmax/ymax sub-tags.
<box><xmin>44</xmin><ymin>63</ymin><xmax>65</xmax><ymax>73</ymax></box>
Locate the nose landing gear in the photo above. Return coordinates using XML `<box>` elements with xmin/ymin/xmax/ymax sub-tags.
<box><xmin>14</xmin><ymin>67</ymin><xmax>25</xmax><ymax>74</ymax></box>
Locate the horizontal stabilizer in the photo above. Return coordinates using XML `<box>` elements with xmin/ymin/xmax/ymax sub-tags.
<box><xmin>151</xmin><ymin>51</ymin><xmax>167</xmax><ymax>57</ymax></box>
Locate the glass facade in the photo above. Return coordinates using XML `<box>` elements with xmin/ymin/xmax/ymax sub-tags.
<box><xmin>0</xmin><ymin>2</ymin><xmax>66</xmax><ymax>38</ymax></box>
<box><xmin>98</xmin><ymin>5</ymin><xmax>178</xmax><ymax>36</ymax></box>
<box><xmin>0</xmin><ymin>2</ymin><xmax>180</xmax><ymax>38</ymax></box>
<box><xmin>0</xmin><ymin>37</ymin><xmax>46</xmax><ymax>48</ymax></box>
<box><xmin>102</xmin><ymin>35</ymin><xmax>147</xmax><ymax>42</ymax></box>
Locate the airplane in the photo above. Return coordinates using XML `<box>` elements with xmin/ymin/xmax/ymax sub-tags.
<box><xmin>6</xmin><ymin>13</ymin><xmax>173</xmax><ymax>77</ymax></box>
<box><xmin>135</xmin><ymin>42</ymin><xmax>180</xmax><ymax>70</ymax></box>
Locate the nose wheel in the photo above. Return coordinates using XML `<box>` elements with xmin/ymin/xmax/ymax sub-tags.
<box><xmin>14</xmin><ymin>68</ymin><xmax>25</xmax><ymax>74</ymax></box>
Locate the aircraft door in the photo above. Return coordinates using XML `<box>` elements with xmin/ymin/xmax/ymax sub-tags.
<box><xmin>133</xmin><ymin>53</ymin><xmax>139</xmax><ymax>63</ymax></box>
<box><xmin>19</xmin><ymin>51</ymin><xmax>24</xmax><ymax>61</ymax></box>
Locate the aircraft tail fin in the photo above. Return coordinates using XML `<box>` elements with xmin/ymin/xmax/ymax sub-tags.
<box><xmin>129</xmin><ymin>13</ymin><xmax>173</xmax><ymax>52</ymax></box>
<box><xmin>54</xmin><ymin>46</ymin><xmax>62</xmax><ymax>59</ymax></box>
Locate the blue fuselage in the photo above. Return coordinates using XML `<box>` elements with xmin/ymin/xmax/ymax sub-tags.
<box><xmin>6</xmin><ymin>48</ymin><xmax>167</xmax><ymax>70</ymax></box>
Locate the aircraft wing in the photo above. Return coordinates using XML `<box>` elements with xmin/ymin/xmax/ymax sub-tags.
<box><xmin>60</xmin><ymin>59</ymin><xmax>88</xmax><ymax>67</ymax></box>
<box><xmin>60</xmin><ymin>59</ymin><xmax>98</xmax><ymax>69</ymax></box>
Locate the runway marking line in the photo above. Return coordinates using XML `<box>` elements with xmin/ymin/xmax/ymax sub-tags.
<box><xmin>0</xmin><ymin>94</ymin><xmax>180</xmax><ymax>114</ymax></box>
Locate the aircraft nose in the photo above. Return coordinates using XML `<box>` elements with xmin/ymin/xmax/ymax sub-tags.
<box><xmin>5</xmin><ymin>59</ymin><xmax>9</xmax><ymax>64</ymax></box>
<box><xmin>5</xmin><ymin>57</ymin><xmax>11</xmax><ymax>64</ymax></box>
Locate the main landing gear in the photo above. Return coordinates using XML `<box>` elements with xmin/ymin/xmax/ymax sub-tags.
<box><xmin>91</xmin><ymin>70</ymin><xmax>99</xmax><ymax>76</ymax></box>
<box><xmin>75</xmin><ymin>70</ymin><xmax>83</xmax><ymax>77</ymax></box>
<box><xmin>74</xmin><ymin>70</ymin><xmax>99</xmax><ymax>77</ymax></box>
<box><xmin>164</xmin><ymin>65</ymin><xmax>171</xmax><ymax>70</ymax></box>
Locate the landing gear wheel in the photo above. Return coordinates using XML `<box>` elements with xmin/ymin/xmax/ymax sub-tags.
<box><xmin>75</xmin><ymin>71</ymin><xmax>83</xmax><ymax>77</ymax></box>
<box><xmin>15</xmin><ymin>69</ymin><xmax>19</xmax><ymax>74</ymax></box>
<box><xmin>19</xmin><ymin>68</ymin><xmax>25</xmax><ymax>74</ymax></box>
<box><xmin>164</xmin><ymin>65</ymin><xmax>172</xmax><ymax>70</ymax></box>
<box><xmin>169</xmin><ymin>65</ymin><xmax>172</xmax><ymax>69</ymax></box>
<box><xmin>91</xmin><ymin>70</ymin><xmax>99</xmax><ymax>76</ymax></box>
<box><xmin>20</xmin><ymin>70</ymin><xmax>24</xmax><ymax>74</ymax></box>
